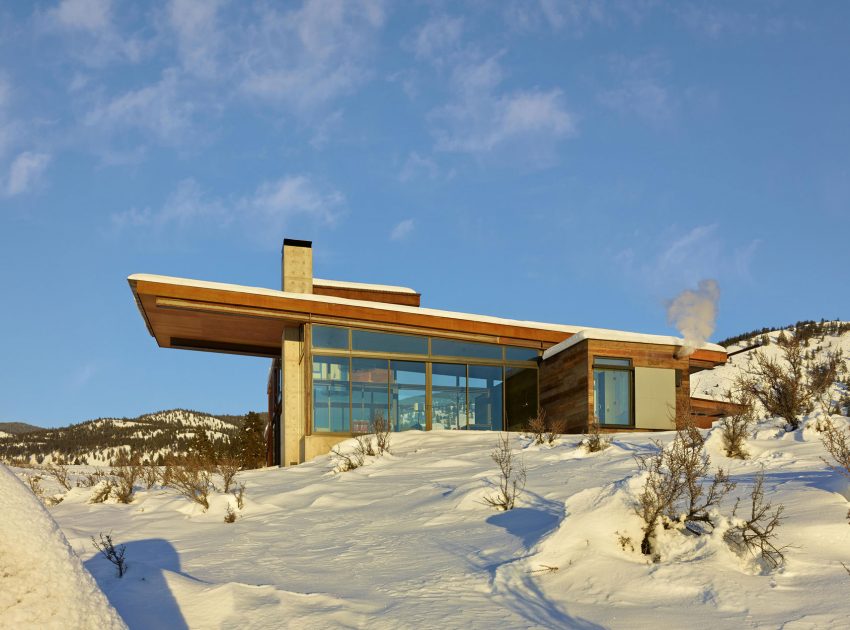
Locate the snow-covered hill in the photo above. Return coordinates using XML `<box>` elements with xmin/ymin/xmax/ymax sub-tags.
<box><xmin>693</xmin><ymin>322</ymin><xmax>850</xmax><ymax>407</ymax></box>
<box><xmin>15</xmin><ymin>421</ymin><xmax>850</xmax><ymax>629</ymax></box>
<box><xmin>0</xmin><ymin>409</ymin><xmax>250</xmax><ymax>466</ymax></box>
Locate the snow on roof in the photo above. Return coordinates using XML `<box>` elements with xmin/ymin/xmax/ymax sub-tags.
<box><xmin>0</xmin><ymin>464</ymin><xmax>126</xmax><ymax>629</ymax></box>
<box><xmin>128</xmin><ymin>274</ymin><xmax>726</xmax><ymax>354</ymax></box>
<box><xmin>313</xmin><ymin>278</ymin><xmax>418</xmax><ymax>295</ymax></box>
<box><xmin>129</xmin><ymin>273</ymin><xmax>586</xmax><ymax>335</ymax></box>
<box><xmin>542</xmin><ymin>329</ymin><xmax>725</xmax><ymax>360</ymax></box>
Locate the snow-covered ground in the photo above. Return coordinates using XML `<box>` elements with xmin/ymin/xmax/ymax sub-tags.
<box><xmin>0</xmin><ymin>465</ymin><xmax>126</xmax><ymax>629</ymax></box>
<box><xmin>11</xmin><ymin>416</ymin><xmax>850</xmax><ymax>629</ymax></box>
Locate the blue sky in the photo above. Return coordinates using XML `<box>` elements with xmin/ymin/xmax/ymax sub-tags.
<box><xmin>1</xmin><ymin>1</ymin><xmax>848</xmax><ymax>427</ymax></box>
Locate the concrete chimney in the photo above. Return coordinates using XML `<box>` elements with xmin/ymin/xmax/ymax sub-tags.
<box><xmin>281</xmin><ymin>238</ymin><xmax>313</xmax><ymax>294</ymax></box>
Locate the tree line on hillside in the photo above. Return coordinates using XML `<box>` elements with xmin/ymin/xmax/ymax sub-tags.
<box><xmin>0</xmin><ymin>409</ymin><xmax>269</xmax><ymax>469</ymax></box>
<box><xmin>717</xmin><ymin>319</ymin><xmax>850</xmax><ymax>348</ymax></box>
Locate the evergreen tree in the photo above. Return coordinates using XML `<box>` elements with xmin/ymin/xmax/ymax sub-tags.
<box><xmin>237</xmin><ymin>412</ymin><xmax>267</xmax><ymax>470</ymax></box>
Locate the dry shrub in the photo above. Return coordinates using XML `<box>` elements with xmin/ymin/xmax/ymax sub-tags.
<box><xmin>89</xmin><ymin>479</ymin><xmax>114</xmax><ymax>504</ymax></box>
<box><xmin>234</xmin><ymin>482</ymin><xmax>246</xmax><ymax>510</ymax></box>
<box><xmin>482</xmin><ymin>433</ymin><xmax>526</xmax><ymax>511</ymax></box>
<box><xmin>142</xmin><ymin>462</ymin><xmax>159</xmax><ymax>489</ymax></box>
<box><xmin>724</xmin><ymin>470</ymin><xmax>786</xmax><ymax>569</ymax></box>
<box><xmin>79</xmin><ymin>468</ymin><xmax>106</xmax><ymax>488</ymax></box>
<box><xmin>720</xmin><ymin>393</ymin><xmax>757</xmax><ymax>459</ymax></box>
<box><xmin>45</xmin><ymin>462</ymin><xmax>72</xmax><ymax>491</ymax></box>
<box><xmin>583</xmin><ymin>416</ymin><xmax>610</xmax><ymax>453</ymax></box>
<box><xmin>371</xmin><ymin>413</ymin><xmax>391</xmax><ymax>455</ymax></box>
<box><xmin>92</xmin><ymin>532</ymin><xmax>127</xmax><ymax>578</ymax></box>
<box><xmin>634</xmin><ymin>423</ymin><xmax>734</xmax><ymax>557</ymax></box>
<box><xmin>168</xmin><ymin>455</ymin><xmax>214</xmax><ymax>510</ymax></box>
<box><xmin>331</xmin><ymin>435</ymin><xmax>371</xmax><ymax>472</ymax></box>
<box><xmin>224</xmin><ymin>504</ymin><xmax>237</xmax><ymax>523</ymax></box>
<box><xmin>820</xmin><ymin>418</ymin><xmax>850</xmax><ymax>481</ymax></box>
<box><xmin>25</xmin><ymin>473</ymin><xmax>44</xmax><ymax>498</ymax></box>
<box><xmin>216</xmin><ymin>456</ymin><xmax>240</xmax><ymax>493</ymax></box>
<box><xmin>111</xmin><ymin>451</ymin><xmax>142</xmax><ymax>504</ymax></box>
<box><xmin>527</xmin><ymin>409</ymin><xmax>567</xmax><ymax>446</ymax></box>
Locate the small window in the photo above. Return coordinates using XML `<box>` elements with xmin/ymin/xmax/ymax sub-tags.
<box><xmin>431</xmin><ymin>338</ymin><xmax>503</xmax><ymax>360</ymax></box>
<box><xmin>312</xmin><ymin>325</ymin><xmax>349</xmax><ymax>350</ymax></box>
<box><xmin>352</xmin><ymin>329</ymin><xmax>428</xmax><ymax>355</ymax></box>
<box><xmin>505</xmin><ymin>346</ymin><xmax>539</xmax><ymax>361</ymax></box>
<box><xmin>594</xmin><ymin>357</ymin><xmax>631</xmax><ymax>367</ymax></box>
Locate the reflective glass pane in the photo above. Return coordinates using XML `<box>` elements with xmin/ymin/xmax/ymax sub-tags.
<box><xmin>312</xmin><ymin>325</ymin><xmax>349</xmax><ymax>350</ymax></box>
<box><xmin>312</xmin><ymin>356</ymin><xmax>350</xmax><ymax>432</ymax></box>
<box><xmin>431</xmin><ymin>338</ymin><xmax>503</xmax><ymax>360</ymax></box>
<box><xmin>505</xmin><ymin>346</ymin><xmax>539</xmax><ymax>361</ymax></box>
<box><xmin>468</xmin><ymin>365</ymin><xmax>503</xmax><ymax>431</ymax></box>
<box><xmin>431</xmin><ymin>363</ymin><xmax>467</xmax><ymax>430</ymax></box>
<box><xmin>594</xmin><ymin>368</ymin><xmax>631</xmax><ymax>425</ymax></box>
<box><xmin>505</xmin><ymin>367</ymin><xmax>538</xmax><ymax>431</ymax></box>
<box><xmin>390</xmin><ymin>361</ymin><xmax>426</xmax><ymax>431</ymax></box>
<box><xmin>351</xmin><ymin>358</ymin><xmax>388</xmax><ymax>433</ymax></box>
<box><xmin>352</xmin><ymin>329</ymin><xmax>428</xmax><ymax>355</ymax></box>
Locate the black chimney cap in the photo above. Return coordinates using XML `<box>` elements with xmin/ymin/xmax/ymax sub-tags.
<box><xmin>282</xmin><ymin>238</ymin><xmax>312</xmax><ymax>251</ymax></box>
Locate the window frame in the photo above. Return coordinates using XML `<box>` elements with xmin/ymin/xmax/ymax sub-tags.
<box><xmin>592</xmin><ymin>355</ymin><xmax>635</xmax><ymax>428</ymax></box>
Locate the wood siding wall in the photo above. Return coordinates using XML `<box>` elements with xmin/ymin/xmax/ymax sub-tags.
<box><xmin>540</xmin><ymin>340</ymin><xmax>693</xmax><ymax>432</ymax></box>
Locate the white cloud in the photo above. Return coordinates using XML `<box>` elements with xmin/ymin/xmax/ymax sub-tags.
<box><xmin>411</xmin><ymin>15</ymin><xmax>464</xmax><ymax>63</ymax></box>
<box><xmin>83</xmin><ymin>69</ymin><xmax>195</xmax><ymax>142</ymax></box>
<box><xmin>390</xmin><ymin>218</ymin><xmax>414</xmax><ymax>241</ymax></box>
<box><xmin>597</xmin><ymin>53</ymin><xmax>677</xmax><ymax>126</ymax></box>
<box><xmin>399</xmin><ymin>152</ymin><xmax>439</xmax><ymax>182</ymax></box>
<box><xmin>238</xmin><ymin>0</ymin><xmax>386</xmax><ymax>113</ymax></box>
<box><xmin>167</xmin><ymin>0</ymin><xmax>223</xmax><ymax>79</ymax></box>
<box><xmin>47</xmin><ymin>0</ymin><xmax>112</xmax><ymax>32</ymax></box>
<box><xmin>110</xmin><ymin>175</ymin><xmax>344</xmax><ymax>244</ymax></box>
<box><xmin>5</xmin><ymin>152</ymin><xmax>51</xmax><ymax>197</ymax></box>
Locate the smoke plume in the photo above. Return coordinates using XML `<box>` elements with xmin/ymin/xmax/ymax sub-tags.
<box><xmin>667</xmin><ymin>279</ymin><xmax>720</xmax><ymax>358</ymax></box>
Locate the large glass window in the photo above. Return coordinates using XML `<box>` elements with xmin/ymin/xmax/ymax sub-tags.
<box><xmin>351</xmin><ymin>358</ymin><xmax>389</xmax><ymax>433</ymax></box>
<box><xmin>312</xmin><ymin>356</ymin><xmax>350</xmax><ymax>432</ymax></box>
<box><xmin>505</xmin><ymin>346</ymin><xmax>539</xmax><ymax>361</ymax></box>
<box><xmin>594</xmin><ymin>358</ymin><xmax>632</xmax><ymax>426</ymax></box>
<box><xmin>431</xmin><ymin>338</ymin><xmax>503</xmax><ymax>360</ymax></box>
<box><xmin>505</xmin><ymin>366</ymin><xmax>538</xmax><ymax>431</ymax></box>
<box><xmin>468</xmin><ymin>365</ymin><xmax>503</xmax><ymax>431</ymax></box>
<box><xmin>312</xmin><ymin>325</ymin><xmax>349</xmax><ymax>350</ymax></box>
<box><xmin>352</xmin><ymin>329</ymin><xmax>428</xmax><ymax>355</ymax></box>
<box><xmin>390</xmin><ymin>361</ymin><xmax>426</xmax><ymax>431</ymax></box>
<box><xmin>431</xmin><ymin>363</ymin><xmax>467</xmax><ymax>430</ymax></box>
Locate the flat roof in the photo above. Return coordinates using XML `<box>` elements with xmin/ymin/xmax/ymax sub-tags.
<box><xmin>127</xmin><ymin>273</ymin><xmax>727</xmax><ymax>365</ymax></box>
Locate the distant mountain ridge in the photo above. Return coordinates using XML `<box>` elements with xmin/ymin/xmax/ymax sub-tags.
<box><xmin>0</xmin><ymin>408</ymin><xmax>267</xmax><ymax>466</ymax></box>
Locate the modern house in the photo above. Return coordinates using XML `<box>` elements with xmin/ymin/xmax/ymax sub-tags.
<box><xmin>128</xmin><ymin>238</ymin><xmax>733</xmax><ymax>467</ymax></box>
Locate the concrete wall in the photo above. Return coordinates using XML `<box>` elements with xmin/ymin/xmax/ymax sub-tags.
<box><xmin>280</xmin><ymin>325</ymin><xmax>306</xmax><ymax>467</ymax></box>
<box><xmin>634</xmin><ymin>367</ymin><xmax>677</xmax><ymax>430</ymax></box>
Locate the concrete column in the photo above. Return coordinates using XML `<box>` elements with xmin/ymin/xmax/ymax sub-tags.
<box><xmin>280</xmin><ymin>325</ymin><xmax>306</xmax><ymax>467</ymax></box>
<box><xmin>282</xmin><ymin>238</ymin><xmax>313</xmax><ymax>294</ymax></box>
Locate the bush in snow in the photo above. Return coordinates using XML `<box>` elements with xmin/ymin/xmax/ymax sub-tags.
<box><xmin>634</xmin><ymin>424</ymin><xmax>734</xmax><ymax>557</ymax></box>
<box><xmin>91</xmin><ymin>532</ymin><xmax>127</xmax><ymax>578</ymax></box>
<box><xmin>820</xmin><ymin>418</ymin><xmax>850</xmax><ymax>481</ymax></box>
<box><xmin>582</xmin><ymin>415</ymin><xmax>610</xmax><ymax>453</ymax></box>
<box><xmin>224</xmin><ymin>504</ymin><xmax>237</xmax><ymax>523</ymax></box>
<box><xmin>331</xmin><ymin>436</ymin><xmax>370</xmax><ymax>472</ymax></box>
<box><xmin>234</xmin><ymin>482</ymin><xmax>246</xmax><ymax>510</ymax></box>
<box><xmin>89</xmin><ymin>479</ymin><xmax>114</xmax><ymax>504</ymax></box>
<box><xmin>168</xmin><ymin>456</ymin><xmax>214</xmax><ymax>510</ymax></box>
<box><xmin>724</xmin><ymin>470</ymin><xmax>786</xmax><ymax>569</ymax></box>
<box><xmin>527</xmin><ymin>409</ymin><xmax>567</xmax><ymax>446</ymax></box>
<box><xmin>216</xmin><ymin>456</ymin><xmax>240</xmax><ymax>493</ymax></box>
<box><xmin>45</xmin><ymin>462</ymin><xmax>72</xmax><ymax>491</ymax></box>
<box><xmin>111</xmin><ymin>451</ymin><xmax>142</xmax><ymax>504</ymax></box>
<box><xmin>371</xmin><ymin>413</ymin><xmax>391</xmax><ymax>455</ymax></box>
<box><xmin>482</xmin><ymin>433</ymin><xmax>526</xmax><ymax>511</ymax></box>
<box><xmin>737</xmin><ymin>334</ymin><xmax>842</xmax><ymax>430</ymax></box>
<box><xmin>720</xmin><ymin>393</ymin><xmax>757</xmax><ymax>459</ymax></box>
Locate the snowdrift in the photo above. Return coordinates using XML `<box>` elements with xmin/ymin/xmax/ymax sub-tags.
<box><xmin>0</xmin><ymin>464</ymin><xmax>126</xmax><ymax>629</ymax></box>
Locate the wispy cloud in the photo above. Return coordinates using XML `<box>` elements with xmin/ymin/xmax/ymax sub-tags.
<box><xmin>410</xmin><ymin>15</ymin><xmax>464</xmax><ymax>64</ymax></box>
<box><xmin>399</xmin><ymin>152</ymin><xmax>440</xmax><ymax>182</ymax></box>
<box><xmin>390</xmin><ymin>218</ymin><xmax>414</xmax><ymax>241</ymax></box>
<box><xmin>4</xmin><ymin>152</ymin><xmax>51</xmax><ymax>197</ymax></box>
<box><xmin>597</xmin><ymin>53</ymin><xmax>676</xmax><ymax>126</ymax></box>
<box><xmin>110</xmin><ymin>175</ymin><xmax>344</xmax><ymax>245</ymax></box>
<box><xmin>431</xmin><ymin>54</ymin><xmax>576</xmax><ymax>157</ymax></box>
<box><xmin>504</xmin><ymin>0</ymin><xmax>608</xmax><ymax>33</ymax></box>
<box><xmin>167</xmin><ymin>0</ymin><xmax>224</xmax><ymax>79</ymax></box>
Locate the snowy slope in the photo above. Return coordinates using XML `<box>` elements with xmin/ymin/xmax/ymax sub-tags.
<box><xmin>692</xmin><ymin>326</ymin><xmax>850</xmax><ymax>402</ymax></box>
<box><xmin>28</xmin><ymin>423</ymin><xmax>850</xmax><ymax>629</ymax></box>
<box><xmin>0</xmin><ymin>464</ymin><xmax>126</xmax><ymax>629</ymax></box>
